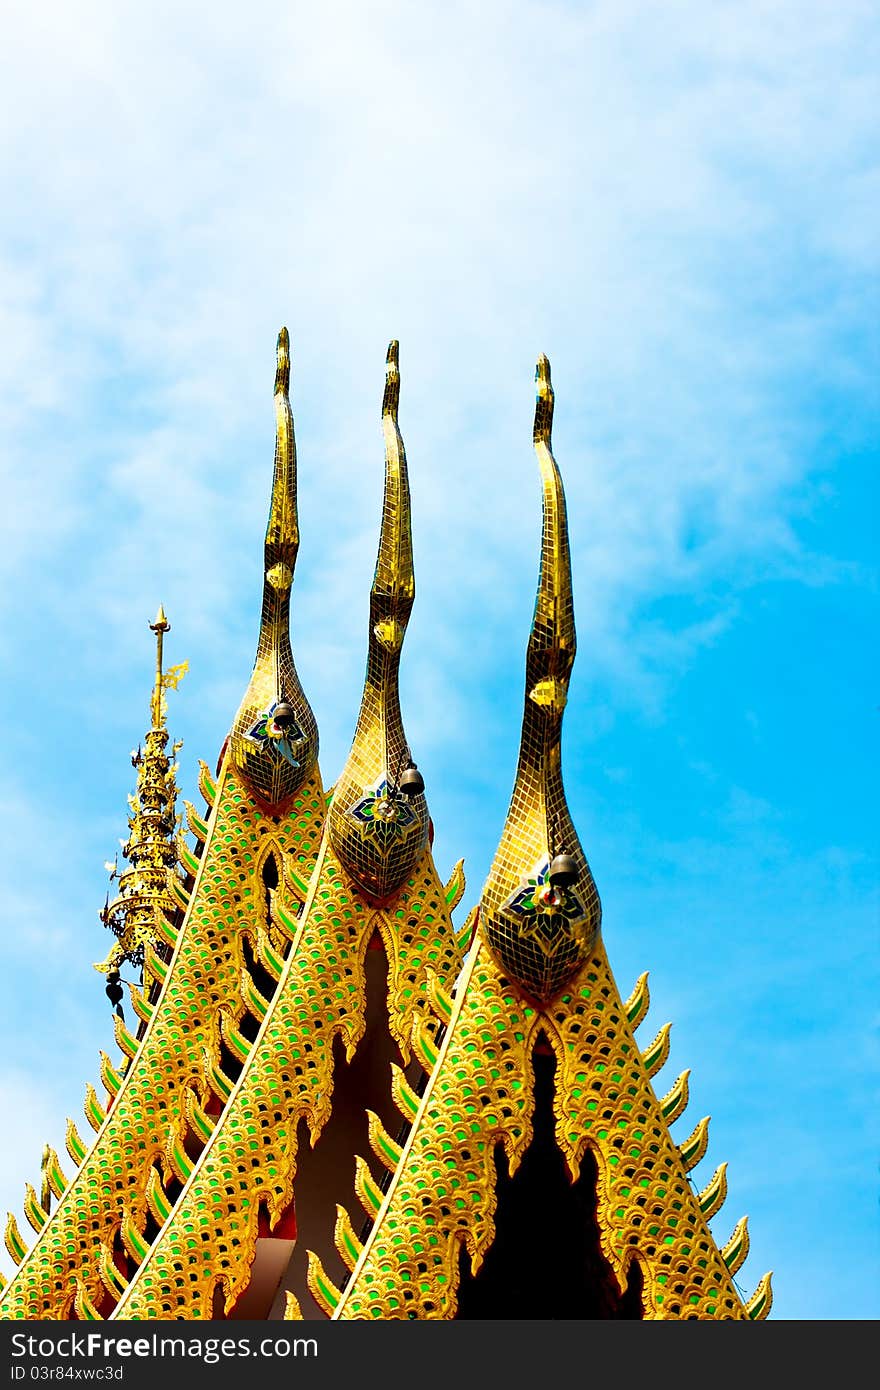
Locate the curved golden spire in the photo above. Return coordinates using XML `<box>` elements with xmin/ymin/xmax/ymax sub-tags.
<box><xmin>329</xmin><ymin>341</ymin><xmax>428</xmax><ymax>899</ymax></box>
<box><xmin>480</xmin><ymin>355</ymin><xmax>601</xmax><ymax>1002</ymax></box>
<box><xmin>229</xmin><ymin>328</ymin><xmax>318</xmax><ymax>807</ymax></box>
<box><xmin>94</xmin><ymin>610</ymin><xmax>184</xmax><ymax>978</ymax></box>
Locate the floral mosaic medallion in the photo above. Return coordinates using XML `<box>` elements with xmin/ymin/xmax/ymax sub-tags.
<box><xmin>244</xmin><ymin>700</ymin><xmax>304</xmax><ymax>769</ymax></box>
<box><xmin>347</xmin><ymin>779</ymin><xmax>420</xmax><ymax>860</ymax></box>
<box><xmin>501</xmin><ymin>858</ymin><xmax>593</xmax><ymax>956</ymax></box>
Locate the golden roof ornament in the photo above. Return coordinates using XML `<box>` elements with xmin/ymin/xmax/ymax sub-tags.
<box><xmin>94</xmin><ymin>609</ymin><xmax>185</xmax><ymax>985</ymax></box>
<box><xmin>229</xmin><ymin>328</ymin><xmax>318</xmax><ymax>808</ymax></box>
<box><xmin>328</xmin><ymin>341</ymin><xmax>429</xmax><ymax>899</ymax></box>
<box><xmin>481</xmin><ymin>354</ymin><xmax>601</xmax><ymax>1002</ymax></box>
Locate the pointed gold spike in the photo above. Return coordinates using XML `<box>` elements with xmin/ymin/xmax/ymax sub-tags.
<box><xmin>155</xmin><ymin>911</ymin><xmax>180</xmax><ymax>948</ymax></box>
<box><xmin>624</xmin><ymin>971</ymin><xmax>650</xmax><ymax>1029</ymax></box>
<box><xmin>65</xmin><ymin>1118</ymin><xmax>88</xmax><ymax>1167</ymax></box>
<box><xmin>641</xmin><ymin>1022</ymin><xmax>673</xmax><ymax>1078</ymax></box>
<box><xmin>74</xmin><ymin>1279</ymin><xmax>103</xmax><ymax>1320</ymax></box>
<box><xmin>306</xmin><ymin>1250</ymin><xmax>342</xmax><ymax>1317</ymax></box>
<box><xmin>39</xmin><ymin>1143</ymin><xmax>51</xmax><ymax>1212</ymax></box>
<box><xmin>721</xmin><ymin>1215</ymin><xmax>750</xmax><ymax>1276</ymax></box>
<box><xmin>255</xmin><ymin>924</ymin><xmax>284</xmax><ymax>981</ymax></box>
<box><xmin>242</xmin><ymin>966</ymin><xmax>271</xmax><ymax>1023</ymax></box>
<box><xmin>678</xmin><ymin>1115</ymin><xmax>711</xmax><ymax>1172</ymax></box>
<box><xmin>197</xmin><ymin>759</ymin><xmax>217</xmax><ymax>808</ymax></box>
<box><xmin>146</xmin><ymin>1167</ymin><xmax>173</xmax><ymax>1227</ymax></box>
<box><xmin>443</xmin><ymin>858</ymin><xmax>466</xmax><ymax>912</ymax></box>
<box><xmin>23</xmin><ymin>1183</ymin><xmax>47</xmax><ymax>1234</ymax></box>
<box><xmin>178</xmin><ymin>836</ymin><xmax>201</xmax><ymax>879</ymax></box>
<box><xmin>455</xmin><ymin>902</ymin><xmax>479</xmax><ymax>954</ymax></box>
<box><xmin>334</xmin><ymin>1204</ymin><xmax>364</xmax><ymax>1272</ymax></box>
<box><xmin>165</xmin><ymin>1129</ymin><xmax>195</xmax><ymax>1185</ymax></box>
<box><xmin>98</xmin><ymin>1242</ymin><xmax>129</xmax><ymax>1299</ymax></box>
<box><xmin>83</xmin><ymin>1081</ymin><xmax>106</xmax><ymax>1133</ymax></box>
<box><xmin>219</xmin><ymin>1011</ymin><xmax>251</xmax><ymax>1065</ymax></box>
<box><xmin>169</xmin><ymin>873</ymin><xmax>191</xmax><ymax>911</ymax></box>
<box><xmin>43</xmin><ymin>1147</ymin><xmax>68</xmax><ymax>1201</ymax></box>
<box><xmin>745</xmin><ymin>1270</ymin><xmax>774</xmax><ymax>1320</ymax></box>
<box><xmin>184</xmin><ymin>799</ymin><xmax>209</xmax><ymax>843</ymax></box>
<box><xmin>4</xmin><ymin>1212</ymin><xmax>28</xmax><ymax>1266</ymax></box>
<box><xmin>412</xmin><ymin>1016</ymin><xmax>439</xmax><ymax>1074</ymax></box>
<box><xmin>366</xmin><ymin>1110</ymin><xmax>402</xmax><ymax>1172</ymax></box>
<box><xmin>130</xmin><ymin>987</ymin><xmax>154</xmax><ymax>1025</ymax></box>
<box><xmin>659</xmin><ymin>1069</ymin><xmax>690</xmax><ymax>1123</ymax></box>
<box><xmin>185</xmin><ymin>1090</ymin><xmax>217</xmax><ymax>1146</ymax></box>
<box><xmin>113</xmin><ymin>1012</ymin><xmax>138</xmax><ymax>1060</ymax></box>
<box><xmin>99</xmin><ymin>1051</ymin><xmax>123</xmax><ymax>1100</ymax></box>
<box><xmin>354</xmin><ymin>1154</ymin><xmax>383</xmax><ymax>1220</ymax></box>
<box><xmin>425</xmin><ymin>971</ymin><xmax>454</xmax><ymax>1025</ymax></box>
<box><xmin>697</xmin><ymin>1162</ymin><xmax>728</xmax><ymax>1219</ymax></box>
<box><xmin>284</xmin><ymin>1290</ymin><xmax>304</xmax><ymax>1319</ymax></box>
<box><xmin>143</xmin><ymin>942</ymin><xmax>169</xmax><ymax>988</ymax></box>
<box><xmin>120</xmin><ymin>1208</ymin><xmax>149</xmax><ymax>1266</ymax></box>
<box><xmin>203</xmin><ymin>1049</ymin><xmax>235</xmax><ymax>1105</ymax></box>
<box><xmin>390</xmin><ymin>1063</ymin><xmax>420</xmax><ymax>1121</ymax></box>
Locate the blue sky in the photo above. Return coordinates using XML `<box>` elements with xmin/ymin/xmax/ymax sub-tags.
<box><xmin>0</xmin><ymin>1</ymin><xmax>876</xmax><ymax>1319</ymax></box>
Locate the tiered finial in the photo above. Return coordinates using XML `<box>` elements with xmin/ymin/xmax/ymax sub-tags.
<box><xmin>95</xmin><ymin>612</ymin><xmax>184</xmax><ymax>990</ymax></box>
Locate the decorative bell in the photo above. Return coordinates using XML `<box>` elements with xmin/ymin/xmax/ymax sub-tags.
<box><xmin>105</xmin><ymin>968</ymin><xmax>124</xmax><ymax>1007</ymax></box>
<box><xmin>399</xmin><ymin>763</ymin><xmax>425</xmax><ymax>798</ymax></box>
<box><xmin>273</xmin><ymin>700</ymin><xmax>296</xmax><ymax>728</ymax></box>
<box><xmin>548</xmin><ymin>852</ymin><xmax>578</xmax><ymax>887</ymax></box>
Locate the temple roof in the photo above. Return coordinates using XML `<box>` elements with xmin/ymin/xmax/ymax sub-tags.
<box><xmin>0</xmin><ymin>335</ymin><xmax>770</xmax><ymax>1323</ymax></box>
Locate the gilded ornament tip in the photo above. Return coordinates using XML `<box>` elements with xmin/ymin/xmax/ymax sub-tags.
<box><xmin>534</xmin><ymin>354</ymin><xmax>554</xmax><ymax>445</ymax></box>
<box><xmin>150</xmin><ymin>605</ymin><xmax>170</xmax><ymax>634</ymax></box>
<box><xmin>383</xmin><ymin>340</ymin><xmax>400</xmax><ymax>420</ymax></box>
<box><xmin>275</xmin><ymin>327</ymin><xmax>290</xmax><ymax>396</ymax></box>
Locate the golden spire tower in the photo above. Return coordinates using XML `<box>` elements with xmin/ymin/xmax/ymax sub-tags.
<box><xmin>308</xmin><ymin>358</ymin><xmax>772</xmax><ymax>1322</ymax></box>
<box><xmin>95</xmin><ymin>607</ymin><xmax>186</xmax><ymax>982</ymax></box>
<box><xmin>0</xmin><ymin>334</ymin><xmax>327</xmax><ymax>1319</ymax></box>
<box><xmin>107</xmin><ymin>342</ymin><xmax>465</xmax><ymax>1321</ymax></box>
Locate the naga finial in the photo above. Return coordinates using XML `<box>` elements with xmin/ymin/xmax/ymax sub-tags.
<box><xmin>329</xmin><ymin>340</ymin><xmax>427</xmax><ymax>900</ymax></box>
<box><xmin>479</xmin><ymin>356</ymin><xmax>601</xmax><ymax>1003</ymax></box>
<box><xmin>228</xmin><ymin>328</ymin><xmax>318</xmax><ymax>807</ymax></box>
